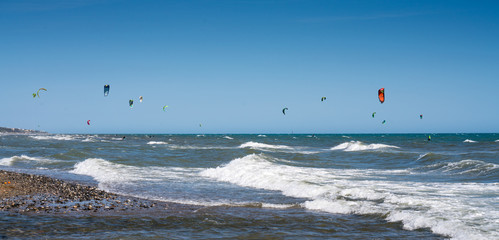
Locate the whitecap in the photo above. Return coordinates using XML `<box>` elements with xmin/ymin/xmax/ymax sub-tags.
<box><xmin>330</xmin><ymin>141</ymin><xmax>399</xmax><ymax>152</ymax></box>
<box><xmin>239</xmin><ymin>141</ymin><xmax>293</xmax><ymax>150</ymax></box>
<box><xmin>30</xmin><ymin>135</ymin><xmax>75</xmax><ymax>141</ymax></box>
<box><xmin>463</xmin><ymin>139</ymin><xmax>477</xmax><ymax>143</ymax></box>
<box><xmin>147</xmin><ymin>141</ymin><xmax>168</xmax><ymax>145</ymax></box>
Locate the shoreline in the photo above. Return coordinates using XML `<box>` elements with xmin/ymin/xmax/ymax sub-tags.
<box><xmin>0</xmin><ymin>170</ymin><xmax>198</xmax><ymax>216</ymax></box>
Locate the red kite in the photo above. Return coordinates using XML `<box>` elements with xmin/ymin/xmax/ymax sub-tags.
<box><xmin>378</xmin><ymin>88</ymin><xmax>385</xmax><ymax>103</ymax></box>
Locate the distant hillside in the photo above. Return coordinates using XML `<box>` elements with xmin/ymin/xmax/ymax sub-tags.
<box><xmin>0</xmin><ymin>127</ymin><xmax>45</xmax><ymax>134</ymax></box>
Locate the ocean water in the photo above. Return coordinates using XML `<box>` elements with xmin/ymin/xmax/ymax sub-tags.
<box><xmin>0</xmin><ymin>133</ymin><xmax>498</xmax><ymax>239</ymax></box>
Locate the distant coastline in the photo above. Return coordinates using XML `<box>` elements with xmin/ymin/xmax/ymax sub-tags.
<box><xmin>0</xmin><ymin>127</ymin><xmax>45</xmax><ymax>134</ymax></box>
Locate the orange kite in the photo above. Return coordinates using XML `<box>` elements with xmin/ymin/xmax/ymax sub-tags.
<box><xmin>378</xmin><ymin>88</ymin><xmax>385</xmax><ymax>103</ymax></box>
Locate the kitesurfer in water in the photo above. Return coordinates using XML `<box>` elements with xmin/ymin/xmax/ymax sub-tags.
<box><xmin>428</xmin><ymin>135</ymin><xmax>431</xmax><ymax>141</ymax></box>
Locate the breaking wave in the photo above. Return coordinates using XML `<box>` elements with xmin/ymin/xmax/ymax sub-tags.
<box><xmin>30</xmin><ymin>135</ymin><xmax>75</xmax><ymax>141</ymax></box>
<box><xmin>200</xmin><ymin>154</ymin><xmax>496</xmax><ymax>239</ymax></box>
<box><xmin>239</xmin><ymin>141</ymin><xmax>293</xmax><ymax>150</ymax></box>
<box><xmin>0</xmin><ymin>155</ymin><xmax>60</xmax><ymax>166</ymax></box>
<box><xmin>420</xmin><ymin>159</ymin><xmax>498</xmax><ymax>177</ymax></box>
<box><xmin>147</xmin><ymin>141</ymin><xmax>168</xmax><ymax>145</ymax></box>
<box><xmin>330</xmin><ymin>141</ymin><xmax>400</xmax><ymax>152</ymax></box>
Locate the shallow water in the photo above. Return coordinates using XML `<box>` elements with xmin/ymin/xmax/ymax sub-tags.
<box><xmin>1</xmin><ymin>133</ymin><xmax>498</xmax><ymax>239</ymax></box>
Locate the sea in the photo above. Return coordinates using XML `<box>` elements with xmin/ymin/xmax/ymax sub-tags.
<box><xmin>0</xmin><ymin>133</ymin><xmax>498</xmax><ymax>239</ymax></box>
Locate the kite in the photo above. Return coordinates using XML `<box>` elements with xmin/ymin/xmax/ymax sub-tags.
<box><xmin>139</xmin><ymin>96</ymin><xmax>143</xmax><ymax>102</ymax></box>
<box><xmin>321</xmin><ymin>97</ymin><xmax>326</xmax><ymax>102</ymax></box>
<box><xmin>282</xmin><ymin>108</ymin><xmax>288</xmax><ymax>115</ymax></box>
<box><xmin>372</xmin><ymin>112</ymin><xmax>376</xmax><ymax>118</ymax></box>
<box><xmin>87</xmin><ymin>120</ymin><xmax>91</xmax><ymax>125</ymax></box>
<box><xmin>378</xmin><ymin>88</ymin><xmax>385</xmax><ymax>104</ymax></box>
<box><xmin>36</xmin><ymin>88</ymin><xmax>47</xmax><ymax>98</ymax></box>
<box><xmin>163</xmin><ymin>105</ymin><xmax>168</xmax><ymax>111</ymax></box>
<box><xmin>420</xmin><ymin>114</ymin><xmax>423</xmax><ymax>119</ymax></box>
<box><xmin>32</xmin><ymin>93</ymin><xmax>37</xmax><ymax>98</ymax></box>
<box><xmin>104</xmin><ymin>85</ymin><xmax>110</xmax><ymax>96</ymax></box>
<box><xmin>382</xmin><ymin>120</ymin><xmax>386</xmax><ymax>124</ymax></box>
<box><xmin>129</xmin><ymin>99</ymin><xmax>134</xmax><ymax>108</ymax></box>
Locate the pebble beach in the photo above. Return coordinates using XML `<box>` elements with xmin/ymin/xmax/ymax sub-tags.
<box><xmin>0</xmin><ymin>170</ymin><xmax>185</xmax><ymax>216</ymax></box>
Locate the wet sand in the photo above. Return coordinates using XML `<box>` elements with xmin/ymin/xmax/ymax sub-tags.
<box><xmin>0</xmin><ymin>170</ymin><xmax>197</xmax><ymax>216</ymax></box>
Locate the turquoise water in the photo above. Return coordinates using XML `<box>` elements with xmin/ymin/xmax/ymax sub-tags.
<box><xmin>1</xmin><ymin>133</ymin><xmax>498</xmax><ymax>239</ymax></box>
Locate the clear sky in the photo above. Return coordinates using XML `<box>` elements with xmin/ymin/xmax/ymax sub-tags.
<box><xmin>1</xmin><ymin>0</ymin><xmax>498</xmax><ymax>134</ymax></box>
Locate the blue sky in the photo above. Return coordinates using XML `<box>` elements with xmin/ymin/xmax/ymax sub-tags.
<box><xmin>1</xmin><ymin>0</ymin><xmax>498</xmax><ymax>134</ymax></box>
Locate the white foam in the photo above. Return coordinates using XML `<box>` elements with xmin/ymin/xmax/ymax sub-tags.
<box><xmin>82</xmin><ymin>137</ymin><xmax>97</xmax><ymax>142</ymax></box>
<box><xmin>0</xmin><ymin>155</ymin><xmax>59</xmax><ymax>166</ymax></box>
<box><xmin>239</xmin><ymin>141</ymin><xmax>293</xmax><ymax>150</ymax></box>
<box><xmin>463</xmin><ymin>139</ymin><xmax>477</xmax><ymax>143</ymax></box>
<box><xmin>330</xmin><ymin>141</ymin><xmax>399</xmax><ymax>151</ymax></box>
<box><xmin>30</xmin><ymin>135</ymin><xmax>75</xmax><ymax>141</ymax></box>
<box><xmin>257</xmin><ymin>135</ymin><xmax>267</xmax><ymax>137</ymax></box>
<box><xmin>223</xmin><ymin>136</ymin><xmax>234</xmax><ymax>140</ymax></box>
<box><xmin>69</xmin><ymin>158</ymin><xmax>297</xmax><ymax>211</ymax></box>
<box><xmin>147</xmin><ymin>141</ymin><xmax>168</xmax><ymax>145</ymax></box>
<box><xmin>71</xmin><ymin>158</ymin><xmax>199</xmax><ymax>184</ymax></box>
<box><xmin>200</xmin><ymin>154</ymin><xmax>497</xmax><ymax>239</ymax></box>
